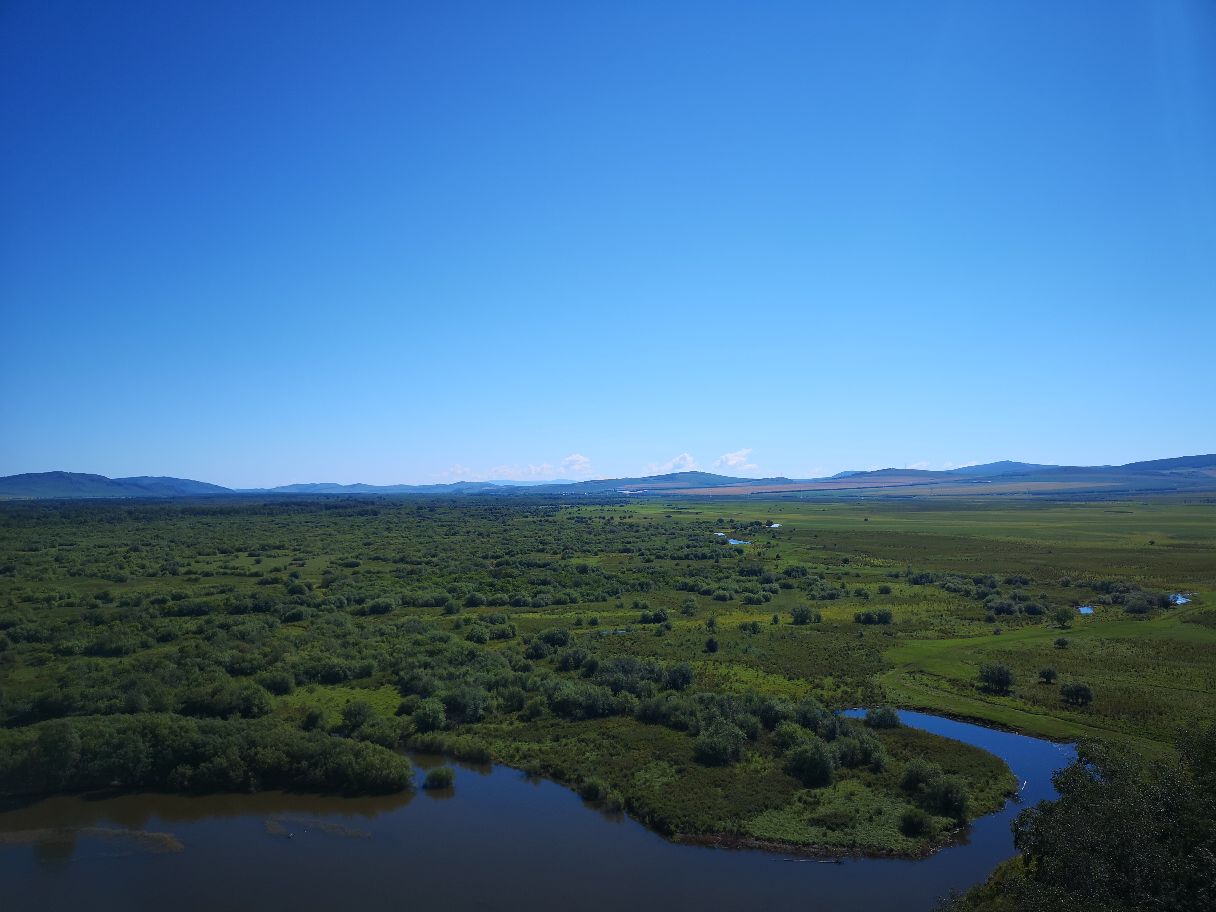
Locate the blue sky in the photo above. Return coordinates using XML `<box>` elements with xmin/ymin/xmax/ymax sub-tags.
<box><xmin>2</xmin><ymin>1</ymin><xmax>1213</xmax><ymax>487</ymax></box>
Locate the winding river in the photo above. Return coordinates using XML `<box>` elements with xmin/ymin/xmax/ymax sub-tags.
<box><xmin>0</xmin><ymin>711</ymin><xmax>1074</xmax><ymax>912</ymax></box>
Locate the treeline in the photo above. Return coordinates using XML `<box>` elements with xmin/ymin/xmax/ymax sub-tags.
<box><xmin>941</xmin><ymin>724</ymin><xmax>1216</xmax><ymax>911</ymax></box>
<box><xmin>0</xmin><ymin>713</ymin><xmax>412</xmax><ymax>797</ymax></box>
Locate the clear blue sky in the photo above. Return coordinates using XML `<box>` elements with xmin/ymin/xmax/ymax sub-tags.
<box><xmin>2</xmin><ymin>1</ymin><xmax>1213</xmax><ymax>487</ymax></box>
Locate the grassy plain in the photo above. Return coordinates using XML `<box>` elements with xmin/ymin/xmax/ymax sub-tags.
<box><xmin>632</xmin><ymin>498</ymin><xmax>1215</xmax><ymax>750</ymax></box>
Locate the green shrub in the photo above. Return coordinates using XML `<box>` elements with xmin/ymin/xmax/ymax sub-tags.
<box><xmin>423</xmin><ymin>766</ymin><xmax>455</xmax><ymax>789</ymax></box>
<box><xmin>899</xmin><ymin>807</ymin><xmax>932</xmax><ymax>836</ymax></box>
<box><xmin>785</xmin><ymin>736</ymin><xmax>834</xmax><ymax>787</ymax></box>
<box><xmin>694</xmin><ymin>721</ymin><xmax>745</xmax><ymax>766</ymax></box>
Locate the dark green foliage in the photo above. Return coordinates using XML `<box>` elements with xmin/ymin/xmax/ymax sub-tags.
<box><xmin>772</xmin><ymin>720</ymin><xmax>810</xmax><ymax>751</ymax></box>
<box><xmin>854</xmin><ymin>609</ymin><xmax>892</xmax><ymax>625</ymax></box>
<box><xmin>791</xmin><ymin>604</ymin><xmax>818</xmax><ymax>625</ymax></box>
<box><xmin>537</xmin><ymin>627</ymin><xmax>572</xmax><ymax>648</ymax></box>
<box><xmin>900</xmin><ymin>806</ymin><xmax>931</xmax><ymax>836</ymax></box>
<box><xmin>1060</xmin><ymin>682</ymin><xmax>1094</xmax><ymax>706</ymax></box>
<box><xmin>423</xmin><ymin>766</ymin><xmax>455</xmax><ymax>789</ymax></box>
<box><xmin>412</xmin><ymin>698</ymin><xmax>447</xmax><ymax>732</ymax></box>
<box><xmin>901</xmin><ymin>757</ymin><xmax>969</xmax><ymax>821</ymax></box>
<box><xmin>341</xmin><ymin>700</ymin><xmax>376</xmax><ymax>733</ymax></box>
<box><xmin>923</xmin><ymin>774</ymin><xmax>969</xmax><ymax>821</ymax></box>
<box><xmin>901</xmin><ymin>758</ymin><xmax>942</xmax><ymax>793</ymax></box>
<box><xmin>693</xmin><ymin>720</ymin><xmax>746</xmax><ymax>765</ymax></box>
<box><xmin>665</xmin><ymin>662</ymin><xmax>694</xmax><ymax>691</ymax></box>
<box><xmin>636</xmin><ymin>692</ymin><xmax>699</xmax><ymax>731</ymax></box>
<box><xmin>0</xmin><ymin>714</ymin><xmax>412</xmax><ymax>796</ymax></box>
<box><xmin>638</xmin><ymin>606</ymin><xmax>668</xmax><ymax>624</ymax></box>
<box><xmin>578</xmin><ymin>776</ymin><xmax>610</xmax><ymax>801</ymax></box>
<box><xmin>832</xmin><ymin>730</ymin><xmax>886</xmax><ymax>771</ymax></box>
<box><xmin>544</xmin><ymin>680</ymin><xmax>627</xmax><ymax>721</ymax></box>
<box><xmin>951</xmin><ymin>730</ymin><xmax>1216</xmax><ymax>912</ymax></box>
<box><xmin>865</xmin><ymin>707</ymin><xmax>901</xmax><ymax>729</ymax></box>
<box><xmin>440</xmin><ymin>685</ymin><xmax>492</xmax><ymax>724</ymax></box>
<box><xmin>181</xmin><ymin>680</ymin><xmax>272</xmax><ymax>719</ymax></box>
<box><xmin>978</xmin><ymin>663</ymin><xmax>1014</xmax><ymax>694</ymax></box>
<box><xmin>785</xmin><ymin>736</ymin><xmax>834</xmax><ymax>786</ymax></box>
<box><xmin>257</xmin><ymin>670</ymin><xmax>296</xmax><ymax>696</ymax></box>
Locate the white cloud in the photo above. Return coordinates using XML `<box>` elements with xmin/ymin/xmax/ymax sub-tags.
<box><xmin>942</xmin><ymin>460</ymin><xmax>978</xmax><ymax>470</ymax></box>
<box><xmin>560</xmin><ymin>453</ymin><xmax>593</xmax><ymax>477</ymax></box>
<box><xmin>906</xmin><ymin>461</ymin><xmax>930</xmax><ymax>471</ymax></box>
<box><xmin>437</xmin><ymin>454</ymin><xmax>594</xmax><ymax>482</ymax></box>
<box><xmin>484</xmin><ymin>463</ymin><xmax>553</xmax><ymax>481</ymax></box>
<box><xmin>648</xmin><ymin>453</ymin><xmax>700</xmax><ymax>474</ymax></box>
<box><xmin>714</xmin><ymin>448</ymin><xmax>758</xmax><ymax>473</ymax></box>
<box><xmin>438</xmin><ymin>463</ymin><xmax>472</xmax><ymax>480</ymax></box>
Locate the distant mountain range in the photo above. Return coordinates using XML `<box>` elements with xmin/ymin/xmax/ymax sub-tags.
<box><xmin>2</xmin><ymin>455</ymin><xmax>1214</xmax><ymax>501</ymax></box>
<box><xmin>0</xmin><ymin>472</ymin><xmax>232</xmax><ymax>499</ymax></box>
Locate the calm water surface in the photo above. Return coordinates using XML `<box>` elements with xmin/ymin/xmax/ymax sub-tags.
<box><xmin>0</xmin><ymin>712</ymin><xmax>1074</xmax><ymax>912</ymax></box>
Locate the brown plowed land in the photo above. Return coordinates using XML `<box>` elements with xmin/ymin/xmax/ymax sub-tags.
<box><xmin>671</xmin><ymin>480</ymin><xmax>1120</xmax><ymax>496</ymax></box>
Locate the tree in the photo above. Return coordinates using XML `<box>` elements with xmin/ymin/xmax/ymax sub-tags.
<box><xmin>865</xmin><ymin>707</ymin><xmax>901</xmax><ymax>729</ymax></box>
<box><xmin>978</xmin><ymin>663</ymin><xmax>1014</xmax><ymax>694</ymax></box>
<box><xmin>899</xmin><ymin>807</ymin><xmax>931</xmax><ymax>837</ymax></box>
<box><xmin>901</xmin><ymin>758</ymin><xmax>942</xmax><ymax>793</ymax></box>
<box><xmin>412</xmin><ymin>698</ymin><xmax>447</xmax><ymax>732</ymax></box>
<box><xmin>694</xmin><ymin>721</ymin><xmax>745</xmax><ymax>765</ymax></box>
<box><xmin>34</xmin><ymin>720</ymin><xmax>81</xmax><ymax>789</ymax></box>
<box><xmin>923</xmin><ymin>775</ymin><xmax>969</xmax><ymax>821</ymax></box>
<box><xmin>1054</xmin><ymin>606</ymin><xmax>1073</xmax><ymax>628</ymax></box>
<box><xmin>791</xmin><ymin>604</ymin><xmax>813</xmax><ymax>625</ymax></box>
<box><xmin>341</xmin><ymin>700</ymin><xmax>376</xmax><ymax>733</ymax></box>
<box><xmin>1039</xmin><ymin>667</ymin><xmax>1058</xmax><ymax>684</ymax></box>
<box><xmin>664</xmin><ymin>662</ymin><xmax>693</xmax><ymax>691</ymax></box>
<box><xmin>441</xmin><ymin>685</ymin><xmax>492</xmax><ymax>723</ymax></box>
<box><xmin>772</xmin><ymin>720</ymin><xmax>810</xmax><ymax>751</ymax></box>
<box><xmin>423</xmin><ymin>766</ymin><xmax>455</xmax><ymax>789</ymax></box>
<box><xmin>1054</xmin><ymin>637</ymin><xmax>1069</xmax><ymax>649</ymax></box>
<box><xmin>785</xmin><ymin>736</ymin><xmax>834</xmax><ymax>787</ymax></box>
<box><xmin>704</xmin><ymin>636</ymin><xmax>719</xmax><ymax>653</ymax></box>
<box><xmin>995</xmin><ymin>731</ymin><xmax>1216</xmax><ymax>911</ymax></box>
<box><xmin>1061</xmin><ymin>682</ymin><xmax>1094</xmax><ymax>707</ymax></box>
<box><xmin>854</xmin><ymin>609</ymin><xmax>892</xmax><ymax>625</ymax></box>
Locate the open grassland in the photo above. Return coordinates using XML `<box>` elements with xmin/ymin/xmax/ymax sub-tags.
<box><xmin>627</xmin><ymin>498</ymin><xmax>1216</xmax><ymax>748</ymax></box>
<box><xmin>0</xmin><ymin>496</ymin><xmax>1211</xmax><ymax>855</ymax></box>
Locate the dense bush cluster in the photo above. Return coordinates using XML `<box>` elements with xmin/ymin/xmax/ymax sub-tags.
<box><xmin>0</xmin><ymin>714</ymin><xmax>412</xmax><ymax>795</ymax></box>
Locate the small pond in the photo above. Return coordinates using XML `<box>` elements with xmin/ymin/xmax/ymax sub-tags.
<box><xmin>712</xmin><ymin>532</ymin><xmax>751</xmax><ymax>545</ymax></box>
<box><xmin>0</xmin><ymin>712</ymin><xmax>1074</xmax><ymax>912</ymax></box>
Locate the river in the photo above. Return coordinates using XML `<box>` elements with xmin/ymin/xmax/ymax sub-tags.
<box><xmin>0</xmin><ymin>711</ymin><xmax>1074</xmax><ymax>912</ymax></box>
